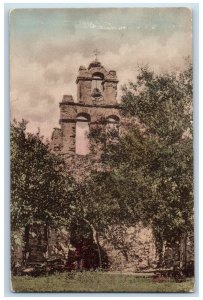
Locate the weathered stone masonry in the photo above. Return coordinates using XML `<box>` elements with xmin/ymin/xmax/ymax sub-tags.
<box><xmin>51</xmin><ymin>60</ymin><xmax>122</xmax><ymax>157</ymax></box>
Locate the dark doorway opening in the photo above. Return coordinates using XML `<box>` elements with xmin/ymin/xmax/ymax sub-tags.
<box><xmin>67</xmin><ymin>219</ymin><xmax>109</xmax><ymax>271</ymax></box>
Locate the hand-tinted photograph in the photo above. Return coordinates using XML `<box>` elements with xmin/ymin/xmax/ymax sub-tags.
<box><xmin>10</xmin><ymin>7</ymin><xmax>194</xmax><ymax>292</ymax></box>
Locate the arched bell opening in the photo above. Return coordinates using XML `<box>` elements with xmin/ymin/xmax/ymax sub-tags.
<box><xmin>91</xmin><ymin>72</ymin><xmax>104</xmax><ymax>101</ymax></box>
<box><xmin>76</xmin><ymin>114</ymin><xmax>91</xmax><ymax>155</ymax></box>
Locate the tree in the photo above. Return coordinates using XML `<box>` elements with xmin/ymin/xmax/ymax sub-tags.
<box><xmin>87</xmin><ymin>60</ymin><xmax>193</xmax><ymax>267</ymax></box>
<box><xmin>11</xmin><ymin>120</ymin><xmax>115</xmax><ymax>270</ymax></box>
<box><xmin>121</xmin><ymin>61</ymin><xmax>193</xmax><ymax>266</ymax></box>
<box><xmin>10</xmin><ymin>119</ymin><xmax>76</xmax><ymax>232</ymax></box>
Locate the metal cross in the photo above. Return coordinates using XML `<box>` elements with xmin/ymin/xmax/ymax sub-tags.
<box><xmin>93</xmin><ymin>48</ymin><xmax>100</xmax><ymax>61</ymax></box>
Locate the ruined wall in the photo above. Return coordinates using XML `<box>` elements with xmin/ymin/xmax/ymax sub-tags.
<box><xmin>60</xmin><ymin>122</ymin><xmax>76</xmax><ymax>155</ymax></box>
<box><xmin>103</xmin><ymin>81</ymin><xmax>118</xmax><ymax>105</ymax></box>
<box><xmin>51</xmin><ymin>101</ymin><xmax>122</xmax><ymax>156</ymax></box>
<box><xmin>77</xmin><ymin>80</ymin><xmax>92</xmax><ymax>104</ymax></box>
<box><xmin>51</xmin><ymin>128</ymin><xmax>62</xmax><ymax>152</ymax></box>
<box><xmin>100</xmin><ymin>224</ymin><xmax>157</xmax><ymax>272</ymax></box>
<box><xmin>12</xmin><ymin>224</ymin><xmax>156</xmax><ymax>271</ymax></box>
<box><xmin>12</xmin><ymin>223</ymin><xmax>194</xmax><ymax>273</ymax></box>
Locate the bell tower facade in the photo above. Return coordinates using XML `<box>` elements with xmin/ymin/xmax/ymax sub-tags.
<box><xmin>51</xmin><ymin>60</ymin><xmax>122</xmax><ymax>158</ymax></box>
<box><xmin>76</xmin><ymin>60</ymin><xmax>118</xmax><ymax>105</ymax></box>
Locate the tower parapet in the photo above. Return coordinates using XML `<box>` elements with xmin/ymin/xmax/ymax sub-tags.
<box><xmin>76</xmin><ymin>60</ymin><xmax>118</xmax><ymax>105</ymax></box>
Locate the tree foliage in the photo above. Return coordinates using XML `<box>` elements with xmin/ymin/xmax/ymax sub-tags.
<box><xmin>87</xmin><ymin>60</ymin><xmax>193</xmax><ymax>264</ymax></box>
<box><xmin>10</xmin><ymin>119</ymin><xmax>76</xmax><ymax>231</ymax></box>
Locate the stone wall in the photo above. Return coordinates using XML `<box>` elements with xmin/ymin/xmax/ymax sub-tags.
<box><xmin>61</xmin><ymin>122</ymin><xmax>76</xmax><ymax>155</ymax></box>
<box><xmin>76</xmin><ymin>60</ymin><xmax>118</xmax><ymax>105</ymax></box>
<box><xmin>51</xmin><ymin>101</ymin><xmax>123</xmax><ymax>155</ymax></box>
<box><xmin>12</xmin><ymin>223</ymin><xmax>194</xmax><ymax>273</ymax></box>
<box><xmin>100</xmin><ymin>224</ymin><xmax>157</xmax><ymax>272</ymax></box>
<box><xmin>59</xmin><ymin>102</ymin><xmax>122</xmax><ymax>123</ymax></box>
<box><xmin>103</xmin><ymin>81</ymin><xmax>118</xmax><ymax>104</ymax></box>
<box><xmin>77</xmin><ymin>80</ymin><xmax>92</xmax><ymax>104</ymax></box>
<box><xmin>12</xmin><ymin>224</ymin><xmax>157</xmax><ymax>271</ymax></box>
<box><xmin>50</xmin><ymin>60</ymin><xmax>120</xmax><ymax>156</ymax></box>
<box><xmin>51</xmin><ymin>128</ymin><xmax>62</xmax><ymax>152</ymax></box>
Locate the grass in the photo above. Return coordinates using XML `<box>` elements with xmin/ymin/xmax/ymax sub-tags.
<box><xmin>11</xmin><ymin>271</ymin><xmax>195</xmax><ymax>293</ymax></box>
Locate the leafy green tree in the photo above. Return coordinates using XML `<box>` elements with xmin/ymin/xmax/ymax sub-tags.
<box><xmin>121</xmin><ymin>61</ymin><xmax>193</xmax><ymax>265</ymax></box>
<box><xmin>10</xmin><ymin>119</ymin><xmax>76</xmax><ymax>231</ymax></box>
<box><xmin>88</xmin><ymin>60</ymin><xmax>193</xmax><ymax>266</ymax></box>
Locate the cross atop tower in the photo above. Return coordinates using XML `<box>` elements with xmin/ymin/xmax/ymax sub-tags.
<box><xmin>93</xmin><ymin>48</ymin><xmax>100</xmax><ymax>61</ymax></box>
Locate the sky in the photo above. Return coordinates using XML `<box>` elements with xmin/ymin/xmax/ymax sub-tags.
<box><xmin>10</xmin><ymin>8</ymin><xmax>192</xmax><ymax>140</ymax></box>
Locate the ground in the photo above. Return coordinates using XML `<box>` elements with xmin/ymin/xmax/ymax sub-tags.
<box><xmin>11</xmin><ymin>272</ymin><xmax>194</xmax><ymax>293</ymax></box>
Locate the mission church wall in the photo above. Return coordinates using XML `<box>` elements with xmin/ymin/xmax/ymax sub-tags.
<box><xmin>51</xmin><ymin>60</ymin><xmax>121</xmax><ymax>157</ymax></box>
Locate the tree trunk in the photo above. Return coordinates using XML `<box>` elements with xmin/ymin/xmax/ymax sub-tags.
<box><xmin>95</xmin><ymin>232</ymin><xmax>102</xmax><ymax>269</ymax></box>
<box><xmin>82</xmin><ymin>218</ymin><xmax>102</xmax><ymax>269</ymax></box>
<box><xmin>155</xmin><ymin>235</ymin><xmax>164</xmax><ymax>267</ymax></box>
<box><xmin>179</xmin><ymin>233</ymin><xmax>187</xmax><ymax>268</ymax></box>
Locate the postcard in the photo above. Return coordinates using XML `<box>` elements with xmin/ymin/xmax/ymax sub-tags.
<box><xmin>10</xmin><ymin>7</ymin><xmax>194</xmax><ymax>293</ymax></box>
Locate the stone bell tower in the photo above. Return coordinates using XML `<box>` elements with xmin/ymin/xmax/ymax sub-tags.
<box><xmin>51</xmin><ymin>58</ymin><xmax>122</xmax><ymax>159</ymax></box>
<box><xmin>76</xmin><ymin>60</ymin><xmax>118</xmax><ymax>105</ymax></box>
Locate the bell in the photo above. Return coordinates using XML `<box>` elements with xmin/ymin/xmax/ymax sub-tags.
<box><xmin>91</xmin><ymin>88</ymin><xmax>102</xmax><ymax>98</ymax></box>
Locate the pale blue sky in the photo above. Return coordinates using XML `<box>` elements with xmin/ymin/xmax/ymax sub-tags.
<box><xmin>10</xmin><ymin>8</ymin><xmax>192</xmax><ymax>138</ymax></box>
